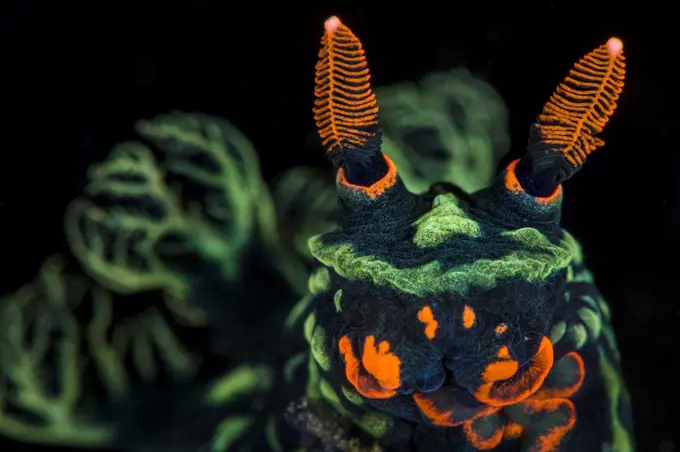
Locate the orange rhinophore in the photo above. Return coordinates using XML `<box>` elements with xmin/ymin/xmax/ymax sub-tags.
<box><xmin>313</xmin><ymin>16</ymin><xmax>380</xmax><ymax>154</ymax></box>
<box><xmin>535</xmin><ymin>37</ymin><xmax>626</xmax><ymax>167</ymax></box>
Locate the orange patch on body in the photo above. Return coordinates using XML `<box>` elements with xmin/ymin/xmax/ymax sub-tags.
<box><xmin>475</xmin><ymin>336</ymin><xmax>554</xmax><ymax>407</ymax></box>
<box><xmin>412</xmin><ymin>392</ymin><xmax>463</xmax><ymax>427</ymax></box>
<box><xmin>413</xmin><ymin>392</ymin><xmax>499</xmax><ymax>427</ymax></box>
<box><xmin>504</xmin><ymin>159</ymin><xmax>562</xmax><ymax>205</ymax></box>
<box><xmin>417</xmin><ymin>306</ymin><xmax>439</xmax><ymax>339</ymax></box>
<box><xmin>503</xmin><ymin>421</ymin><xmax>525</xmax><ymax>439</ymax></box>
<box><xmin>337</xmin><ymin>335</ymin><xmax>401</xmax><ymax>399</ymax></box>
<box><xmin>463</xmin><ymin>418</ymin><xmax>504</xmax><ymax>450</ymax></box>
<box><xmin>518</xmin><ymin>397</ymin><xmax>576</xmax><ymax>451</ymax></box>
<box><xmin>461</xmin><ymin>413</ymin><xmax>526</xmax><ymax>449</ymax></box>
<box><xmin>462</xmin><ymin>305</ymin><xmax>476</xmax><ymax>328</ymax></box>
<box><xmin>497</xmin><ymin>346</ymin><xmax>512</xmax><ymax>360</ymax></box>
<box><xmin>361</xmin><ymin>336</ymin><xmax>401</xmax><ymax>390</ymax></box>
<box><xmin>495</xmin><ymin>323</ymin><xmax>508</xmax><ymax>334</ymax></box>
<box><xmin>482</xmin><ymin>359</ymin><xmax>519</xmax><ymax>382</ymax></box>
<box><xmin>337</xmin><ymin>154</ymin><xmax>397</xmax><ymax>199</ymax></box>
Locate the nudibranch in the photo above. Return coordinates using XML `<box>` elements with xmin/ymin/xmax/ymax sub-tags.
<box><xmin>298</xmin><ymin>16</ymin><xmax>633</xmax><ymax>452</ymax></box>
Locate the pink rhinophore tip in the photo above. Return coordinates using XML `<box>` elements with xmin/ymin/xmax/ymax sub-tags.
<box><xmin>325</xmin><ymin>16</ymin><xmax>341</xmax><ymax>34</ymax></box>
<box><xmin>606</xmin><ymin>37</ymin><xmax>623</xmax><ymax>56</ymax></box>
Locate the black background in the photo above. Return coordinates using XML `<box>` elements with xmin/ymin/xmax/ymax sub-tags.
<box><xmin>1</xmin><ymin>3</ymin><xmax>677</xmax><ymax>451</ymax></box>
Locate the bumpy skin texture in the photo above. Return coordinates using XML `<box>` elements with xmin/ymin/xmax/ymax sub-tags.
<box><xmin>295</xmin><ymin>165</ymin><xmax>634</xmax><ymax>451</ymax></box>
